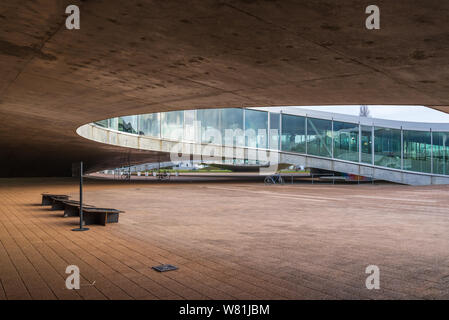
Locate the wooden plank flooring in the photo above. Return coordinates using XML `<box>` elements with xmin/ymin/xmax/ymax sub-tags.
<box><xmin>1</xmin><ymin>177</ymin><xmax>449</xmax><ymax>299</ymax></box>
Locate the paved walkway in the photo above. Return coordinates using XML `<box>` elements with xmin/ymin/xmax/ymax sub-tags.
<box><xmin>1</xmin><ymin>178</ymin><xmax>449</xmax><ymax>299</ymax></box>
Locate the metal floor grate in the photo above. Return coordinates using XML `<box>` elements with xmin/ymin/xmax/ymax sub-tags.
<box><xmin>152</xmin><ymin>264</ymin><xmax>178</xmax><ymax>272</ymax></box>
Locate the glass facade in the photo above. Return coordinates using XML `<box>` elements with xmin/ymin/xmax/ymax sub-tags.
<box><xmin>94</xmin><ymin>119</ymin><xmax>109</xmax><ymax>128</ymax></box>
<box><xmin>269</xmin><ymin>113</ymin><xmax>280</xmax><ymax>150</ymax></box>
<box><xmin>374</xmin><ymin>127</ymin><xmax>401</xmax><ymax>169</ymax></box>
<box><xmin>92</xmin><ymin>108</ymin><xmax>449</xmax><ymax>177</ymax></box>
<box><xmin>119</xmin><ymin>116</ymin><xmax>138</xmax><ymax>134</ymax></box>
<box><xmin>307</xmin><ymin>117</ymin><xmax>332</xmax><ymax>157</ymax></box>
<box><xmin>432</xmin><ymin>132</ymin><xmax>449</xmax><ymax>175</ymax></box>
<box><xmin>183</xmin><ymin>110</ymin><xmax>196</xmax><ymax>142</ymax></box>
<box><xmin>245</xmin><ymin>109</ymin><xmax>268</xmax><ymax>148</ymax></box>
<box><xmin>280</xmin><ymin>114</ymin><xmax>306</xmax><ymax>153</ymax></box>
<box><xmin>222</xmin><ymin>108</ymin><xmax>244</xmax><ymax>147</ymax></box>
<box><xmin>197</xmin><ymin>109</ymin><xmax>221</xmax><ymax>144</ymax></box>
<box><xmin>161</xmin><ymin>111</ymin><xmax>183</xmax><ymax>140</ymax></box>
<box><xmin>403</xmin><ymin>130</ymin><xmax>431</xmax><ymax>173</ymax></box>
<box><xmin>333</xmin><ymin>121</ymin><xmax>359</xmax><ymax>162</ymax></box>
<box><xmin>361</xmin><ymin>125</ymin><xmax>372</xmax><ymax>164</ymax></box>
<box><xmin>139</xmin><ymin>113</ymin><xmax>160</xmax><ymax>137</ymax></box>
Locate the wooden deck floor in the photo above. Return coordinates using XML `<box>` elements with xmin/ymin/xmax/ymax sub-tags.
<box><xmin>1</xmin><ymin>177</ymin><xmax>449</xmax><ymax>300</ymax></box>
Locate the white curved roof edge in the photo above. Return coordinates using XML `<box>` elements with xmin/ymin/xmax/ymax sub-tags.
<box><xmin>250</xmin><ymin>106</ymin><xmax>449</xmax><ymax>132</ymax></box>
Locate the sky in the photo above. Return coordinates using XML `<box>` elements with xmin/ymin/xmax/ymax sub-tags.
<box><xmin>295</xmin><ymin>105</ymin><xmax>449</xmax><ymax>123</ymax></box>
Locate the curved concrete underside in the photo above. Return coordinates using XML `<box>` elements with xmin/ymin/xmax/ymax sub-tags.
<box><xmin>1</xmin><ymin>0</ymin><xmax>449</xmax><ymax>176</ymax></box>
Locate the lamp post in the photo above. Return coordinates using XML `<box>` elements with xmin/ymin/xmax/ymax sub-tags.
<box><xmin>72</xmin><ymin>161</ymin><xmax>89</xmax><ymax>231</ymax></box>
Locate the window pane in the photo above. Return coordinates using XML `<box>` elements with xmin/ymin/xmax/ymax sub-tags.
<box><xmin>307</xmin><ymin>117</ymin><xmax>332</xmax><ymax>157</ymax></box>
<box><xmin>95</xmin><ymin>119</ymin><xmax>108</xmax><ymax>128</ymax></box>
<box><xmin>361</xmin><ymin>125</ymin><xmax>372</xmax><ymax>164</ymax></box>
<box><xmin>269</xmin><ymin>113</ymin><xmax>280</xmax><ymax>150</ymax></box>
<box><xmin>118</xmin><ymin>116</ymin><xmax>138</xmax><ymax>134</ymax></box>
<box><xmin>432</xmin><ymin>132</ymin><xmax>449</xmax><ymax>175</ymax></box>
<box><xmin>333</xmin><ymin>121</ymin><xmax>359</xmax><ymax>162</ymax></box>
<box><xmin>161</xmin><ymin>111</ymin><xmax>183</xmax><ymax>140</ymax></box>
<box><xmin>281</xmin><ymin>114</ymin><xmax>306</xmax><ymax>153</ymax></box>
<box><xmin>221</xmin><ymin>108</ymin><xmax>244</xmax><ymax>147</ymax></box>
<box><xmin>109</xmin><ymin>118</ymin><xmax>118</xmax><ymax>131</ymax></box>
<box><xmin>374</xmin><ymin>127</ymin><xmax>401</xmax><ymax>169</ymax></box>
<box><xmin>139</xmin><ymin>113</ymin><xmax>160</xmax><ymax>137</ymax></box>
<box><xmin>403</xmin><ymin>130</ymin><xmax>431</xmax><ymax>173</ymax></box>
<box><xmin>184</xmin><ymin>110</ymin><xmax>196</xmax><ymax>142</ymax></box>
<box><xmin>197</xmin><ymin>109</ymin><xmax>221</xmax><ymax>144</ymax></box>
<box><xmin>245</xmin><ymin>109</ymin><xmax>268</xmax><ymax>148</ymax></box>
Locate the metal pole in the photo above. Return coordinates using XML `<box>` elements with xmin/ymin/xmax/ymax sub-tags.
<box><xmin>72</xmin><ymin>161</ymin><xmax>89</xmax><ymax>231</ymax></box>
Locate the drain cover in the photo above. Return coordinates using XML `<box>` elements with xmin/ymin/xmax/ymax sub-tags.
<box><xmin>152</xmin><ymin>264</ymin><xmax>178</xmax><ymax>272</ymax></box>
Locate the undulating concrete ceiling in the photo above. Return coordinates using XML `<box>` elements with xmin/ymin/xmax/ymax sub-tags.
<box><xmin>0</xmin><ymin>0</ymin><xmax>448</xmax><ymax>176</ymax></box>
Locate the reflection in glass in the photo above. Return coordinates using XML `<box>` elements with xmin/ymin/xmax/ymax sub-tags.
<box><xmin>403</xmin><ymin>130</ymin><xmax>431</xmax><ymax>173</ymax></box>
<box><xmin>197</xmin><ymin>109</ymin><xmax>221</xmax><ymax>144</ymax></box>
<box><xmin>361</xmin><ymin>125</ymin><xmax>372</xmax><ymax>164</ymax></box>
<box><xmin>119</xmin><ymin>116</ymin><xmax>138</xmax><ymax>134</ymax></box>
<box><xmin>161</xmin><ymin>111</ymin><xmax>183</xmax><ymax>140</ymax></box>
<box><xmin>269</xmin><ymin>113</ymin><xmax>280</xmax><ymax>150</ymax></box>
<box><xmin>184</xmin><ymin>110</ymin><xmax>196</xmax><ymax>142</ymax></box>
<box><xmin>139</xmin><ymin>113</ymin><xmax>160</xmax><ymax>137</ymax></box>
<box><xmin>91</xmin><ymin>108</ymin><xmax>449</xmax><ymax>178</ymax></box>
<box><xmin>333</xmin><ymin>121</ymin><xmax>359</xmax><ymax>162</ymax></box>
<box><xmin>95</xmin><ymin>119</ymin><xmax>109</xmax><ymax>128</ymax></box>
<box><xmin>281</xmin><ymin>114</ymin><xmax>306</xmax><ymax>153</ymax></box>
<box><xmin>374</xmin><ymin>127</ymin><xmax>401</xmax><ymax>169</ymax></box>
<box><xmin>432</xmin><ymin>132</ymin><xmax>449</xmax><ymax>175</ymax></box>
<box><xmin>109</xmin><ymin>117</ymin><xmax>118</xmax><ymax>130</ymax></box>
<box><xmin>221</xmin><ymin>108</ymin><xmax>244</xmax><ymax>147</ymax></box>
<box><xmin>307</xmin><ymin>118</ymin><xmax>332</xmax><ymax>157</ymax></box>
<box><xmin>245</xmin><ymin>109</ymin><xmax>268</xmax><ymax>148</ymax></box>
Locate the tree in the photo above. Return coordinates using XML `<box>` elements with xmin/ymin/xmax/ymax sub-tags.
<box><xmin>359</xmin><ymin>105</ymin><xmax>370</xmax><ymax>117</ymax></box>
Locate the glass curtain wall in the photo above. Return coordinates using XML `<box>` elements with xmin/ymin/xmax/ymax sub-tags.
<box><xmin>432</xmin><ymin>132</ymin><xmax>449</xmax><ymax>175</ymax></box>
<box><xmin>95</xmin><ymin>119</ymin><xmax>109</xmax><ymax>128</ymax></box>
<box><xmin>197</xmin><ymin>109</ymin><xmax>221</xmax><ymax>144</ymax></box>
<box><xmin>361</xmin><ymin>125</ymin><xmax>372</xmax><ymax>164</ymax></box>
<box><xmin>374</xmin><ymin>127</ymin><xmax>401</xmax><ymax>169</ymax></box>
<box><xmin>161</xmin><ymin>111</ymin><xmax>183</xmax><ymax>140</ymax></box>
<box><xmin>221</xmin><ymin>108</ymin><xmax>244</xmax><ymax>147</ymax></box>
<box><xmin>139</xmin><ymin>113</ymin><xmax>160</xmax><ymax>137</ymax></box>
<box><xmin>307</xmin><ymin>117</ymin><xmax>332</xmax><ymax>157</ymax></box>
<box><xmin>245</xmin><ymin>109</ymin><xmax>268</xmax><ymax>148</ymax></box>
<box><xmin>119</xmin><ymin>116</ymin><xmax>138</xmax><ymax>134</ymax></box>
<box><xmin>333</xmin><ymin>121</ymin><xmax>359</xmax><ymax>162</ymax></box>
<box><xmin>269</xmin><ymin>113</ymin><xmax>280</xmax><ymax>150</ymax></box>
<box><xmin>92</xmin><ymin>109</ymin><xmax>449</xmax><ymax>177</ymax></box>
<box><xmin>403</xmin><ymin>130</ymin><xmax>431</xmax><ymax>173</ymax></box>
<box><xmin>183</xmin><ymin>110</ymin><xmax>196</xmax><ymax>142</ymax></box>
<box><xmin>280</xmin><ymin>114</ymin><xmax>306</xmax><ymax>153</ymax></box>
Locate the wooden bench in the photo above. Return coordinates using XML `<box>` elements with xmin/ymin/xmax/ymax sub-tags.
<box><xmin>82</xmin><ymin>207</ymin><xmax>123</xmax><ymax>226</ymax></box>
<box><xmin>50</xmin><ymin>197</ymin><xmax>76</xmax><ymax>211</ymax></box>
<box><xmin>41</xmin><ymin>194</ymin><xmax>69</xmax><ymax>206</ymax></box>
<box><xmin>61</xmin><ymin>200</ymin><xmax>96</xmax><ymax>217</ymax></box>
